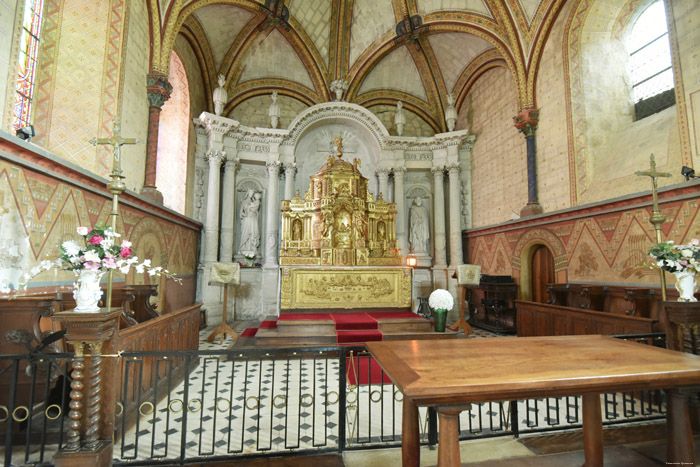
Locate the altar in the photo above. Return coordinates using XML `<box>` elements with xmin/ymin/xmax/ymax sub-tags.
<box><xmin>278</xmin><ymin>137</ymin><xmax>410</xmax><ymax>312</ymax></box>
<box><xmin>280</xmin><ymin>266</ymin><xmax>412</xmax><ymax>311</ymax></box>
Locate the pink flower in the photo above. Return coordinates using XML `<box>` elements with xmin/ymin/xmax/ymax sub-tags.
<box><xmin>103</xmin><ymin>257</ymin><xmax>117</xmax><ymax>269</ymax></box>
<box><xmin>89</xmin><ymin>235</ymin><xmax>104</xmax><ymax>245</ymax></box>
<box><xmin>120</xmin><ymin>247</ymin><xmax>132</xmax><ymax>258</ymax></box>
<box><xmin>84</xmin><ymin>261</ymin><xmax>100</xmax><ymax>270</ymax></box>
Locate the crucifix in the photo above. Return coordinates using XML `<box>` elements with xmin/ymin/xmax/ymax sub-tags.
<box><xmin>89</xmin><ymin>118</ymin><xmax>141</xmax><ymax>311</ymax></box>
<box><xmin>635</xmin><ymin>154</ymin><xmax>672</xmax><ymax>301</ymax></box>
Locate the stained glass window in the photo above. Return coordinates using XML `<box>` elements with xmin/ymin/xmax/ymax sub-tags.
<box><xmin>13</xmin><ymin>0</ymin><xmax>45</xmax><ymax>131</ymax></box>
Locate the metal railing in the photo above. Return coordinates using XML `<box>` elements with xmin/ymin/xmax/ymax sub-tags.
<box><xmin>0</xmin><ymin>333</ymin><xmax>668</xmax><ymax>466</ymax></box>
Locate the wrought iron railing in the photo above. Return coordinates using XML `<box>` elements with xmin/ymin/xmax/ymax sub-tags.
<box><xmin>0</xmin><ymin>333</ymin><xmax>668</xmax><ymax>466</ymax></box>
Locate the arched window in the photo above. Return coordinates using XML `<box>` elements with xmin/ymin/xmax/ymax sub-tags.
<box><xmin>13</xmin><ymin>0</ymin><xmax>45</xmax><ymax>131</ymax></box>
<box><xmin>627</xmin><ymin>0</ymin><xmax>675</xmax><ymax>120</ymax></box>
<box><xmin>156</xmin><ymin>52</ymin><xmax>190</xmax><ymax>214</ymax></box>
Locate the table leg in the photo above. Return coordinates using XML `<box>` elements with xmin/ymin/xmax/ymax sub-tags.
<box><xmin>437</xmin><ymin>407</ymin><xmax>463</xmax><ymax>467</ymax></box>
<box><xmin>402</xmin><ymin>397</ymin><xmax>419</xmax><ymax>467</ymax></box>
<box><xmin>582</xmin><ymin>393</ymin><xmax>603</xmax><ymax>467</ymax></box>
<box><xmin>666</xmin><ymin>388</ymin><xmax>695</xmax><ymax>465</ymax></box>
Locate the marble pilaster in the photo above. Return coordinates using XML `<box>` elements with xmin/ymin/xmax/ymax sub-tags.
<box><xmin>447</xmin><ymin>163</ymin><xmax>462</xmax><ymax>268</ymax></box>
<box><xmin>377</xmin><ymin>168</ymin><xmax>390</xmax><ymax>200</ymax></box>
<box><xmin>264</xmin><ymin>161</ymin><xmax>282</xmax><ymax>267</ymax></box>
<box><xmin>431</xmin><ymin>166</ymin><xmax>447</xmax><ymax>268</ymax></box>
<box><xmin>219</xmin><ymin>155</ymin><xmax>240</xmax><ymax>262</ymax></box>
<box><xmin>284</xmin><ymin>163</ymin><xmax>297</xmax><ymax>200</ymax></box>
<box><xmin>393</xmin><ymin>167</ymin><xmax>407</xmax><ymax>255</ymax></box>
<box><xmin>204</xmin><ymin>150</ymin><xmax>226</xmax><ymax>263</ymax></box>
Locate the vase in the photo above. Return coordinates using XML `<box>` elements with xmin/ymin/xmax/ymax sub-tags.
<box><xmin>73</xmin><ymin>269</ymin><xmax>106</xmax><ymax>312</ymax></box>
<box><xmin>433</xmin><ymin>308</ymin><xmax>448</xmax><ymax>332</ymax></box>
<box><xmin>673</xmin><ymin>271</ymin><xmax>697</xmax><ymax>302</ymax></box>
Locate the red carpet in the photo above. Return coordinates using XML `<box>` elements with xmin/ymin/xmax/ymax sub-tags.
<box><xmin>346</xmin><ymin>354</ymin><xmax>392</xmax><ymax>385</ymax></box>
<box><xmin>332</xmin><ymin>312</ymin><xmax>378</xmax><ymax>330</ymax></box>
<box><xmin>336</xmin><ymin>329</ymin><xmax>383</xmax><ymax>344</ymax></box>
<box><xmin>278</xmin><ymin>313</ymin><xmax>332</xmax><ymax>321</ymax></box>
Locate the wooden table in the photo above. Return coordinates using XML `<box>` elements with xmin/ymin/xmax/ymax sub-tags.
<box><xmin>365</xmin><ymin>335</ymin><xmax>700</xmax><ymax>467</ymax></box>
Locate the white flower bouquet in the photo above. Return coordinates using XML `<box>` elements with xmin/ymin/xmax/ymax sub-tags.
<box><xmin>649</xmin><ymin>238</ymin><xmax>700</xmax><ymax>274</ymax></box>
<box><xmin>428</xmin><ymin>288</ymin><xmax>454</xmax><ymax>311</ymax></box>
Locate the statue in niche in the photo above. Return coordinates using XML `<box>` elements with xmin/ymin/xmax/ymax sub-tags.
<box><xmin>269</xmin><ymin>91</ymin><xmax>280</xmax><ymax>129</ymax></box>
<box><xmin>394</xmin><ymin>101</ymin><xmax>406</xmax><ymax>136</ymax></box>
<box><xmin>377</xmin><ymin>222</ymin><xmax>386</xmax><ymax>242</ymax></box>
<box><xmin>353</xmin><ymin>211</ymin><xmax>367</xmax><ymax>239</ymax></box>
<box><xmin>409</xmin><ymin>196</ymin><xmax>429</xmax><ymax>253</ymax></box>
<box><xmin>445</xmin><ymin>93</ymin><xmax>457</xmax><ymax>132</ymax></box>
<box><xmin>292</xmin><ymin>219</ymin><xmax>302</xmax><ymax>241</ymax></box>
<box><xmin>213</xmin><ymin>74</ymin><xmax>227</xmax><ymax>116</ymax></box>
<box><xmin>238</xmin><ymin>189</ymin><xmax>262</xmax><ymax>256</ymax></box>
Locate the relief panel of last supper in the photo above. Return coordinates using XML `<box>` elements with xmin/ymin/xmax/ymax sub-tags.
<box><xmin>279</xmin><ymin>138</ymin><xmax>411</xmax><ymax>311</ymax></box>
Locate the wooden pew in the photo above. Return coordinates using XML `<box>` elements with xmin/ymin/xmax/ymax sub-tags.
<box><xmin>516</xmin><ymin>283</ymin><xmax>678</xmax><ymax>337</ymax></box>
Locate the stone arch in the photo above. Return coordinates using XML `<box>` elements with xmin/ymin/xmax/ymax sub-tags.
<box><xmin>512</xmin><ymin>228</ymin><xmax>568</xmax><ymax>301</ymax></box>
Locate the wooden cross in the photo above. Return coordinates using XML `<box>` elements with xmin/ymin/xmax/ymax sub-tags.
<box><xmin>89</xmin><ymin>118</ymin><xmax>139</xmax><ymax>177</ymax></box>
<box><xmin>635</xmin><ymin>154</ymin><xmax>671</xmax><ymax>213</ymax></box>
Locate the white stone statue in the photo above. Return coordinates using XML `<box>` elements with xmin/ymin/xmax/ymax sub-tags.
<box><xmin>445</xmin><ymin>93</ymin><xmax>457</xmax><ymax>132</ymax></box>
<box><xmin>330</xmin><ymin>79</ymin><xmax>348</xmax><ymax>101</ymax></box>
<box><xmin>394</xmin><ymin>101</ymin><xmax>406</xmax><ymax>136</ymax></box>
<box><xmin>238</xmin><ymin>189</ymin><xmax>262</xmax><ymax>256</ymax></box>
<box><xmin>409</xmin><ymin>196</ymin><xmax>429</xmax><ymax>254</ymax></box>
<box><xmin>269</xmin><ymin>91</ymin><xmax>280</xmax><ymax>129</ymax></box>
<box><xmin>213</xmin><ymin>74</ymin><xmax>227</xmax><ymax>116</ymax></box>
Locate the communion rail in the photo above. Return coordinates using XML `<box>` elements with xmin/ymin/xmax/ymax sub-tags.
<box><xmin>0</xmin><ymin>334</ymin><xmax>667</xmax><ymax>466</ymax></box>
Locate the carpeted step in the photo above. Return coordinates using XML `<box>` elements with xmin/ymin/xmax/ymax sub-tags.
<box><xmin>332</xmin><ymin>312</ymin><xmax>378</xmax><ymax>330</ymax></box>
<box><xmin>336</xmin><ymin>329</ymin><xmax>383</xmax><ymax>344</ymax></box>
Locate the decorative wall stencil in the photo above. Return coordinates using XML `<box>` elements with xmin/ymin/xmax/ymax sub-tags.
<box><xmin>574</xmin><ymin>242</ymin><xmax>598</xmax><ymax>276</ymax></box>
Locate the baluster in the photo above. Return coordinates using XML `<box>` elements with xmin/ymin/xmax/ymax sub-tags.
<box><xmin>85</xmin><ymin>341</ymin><xmax>103</xmax><ymax>449</ymax></box>
<box><xmin>66</xmin><ymin>342</ymin><xmax>85</xmax><ymax>451</ymax></box>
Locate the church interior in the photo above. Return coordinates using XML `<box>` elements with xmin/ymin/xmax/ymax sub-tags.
<box><xmin>0</xmin><ymin>0</ymin><xmax>699</xmax><ymax>465</ymax></box>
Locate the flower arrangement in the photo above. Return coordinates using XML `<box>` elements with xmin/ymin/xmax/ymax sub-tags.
<box><xmin>428</xmin><ymin>288</ymin><xmax>454</xmax><ymax>311</ymax></box>
<box><xmin>648</xmin><ymin>239</ymin><xmax>700</xmax><ymax>274</ymax></box>
<box><xmin>13</xmin><ymin>224</ymin><xmax>178</xmax><ymax>291</ymax></box>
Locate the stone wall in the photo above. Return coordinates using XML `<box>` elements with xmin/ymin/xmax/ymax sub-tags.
<box><xmin>465</xmin><ymin>180</ymin><xmax>700</xmax><ymax>299</ymax></box>
<box><xmin>463</xmin><ymin>66</ymin><xmax>527</xmax><ymax>228</ymax></box>
<box><xmin>0</xmin><ymin>132</ymin><xmax>200</xmax><ymax>309</ymax></box>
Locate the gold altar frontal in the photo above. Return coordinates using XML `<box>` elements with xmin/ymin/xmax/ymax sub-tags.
<box><xmin>280</xmin><ymin>267</ymin><xmax>412</xmax><ymax>310</ymax></box>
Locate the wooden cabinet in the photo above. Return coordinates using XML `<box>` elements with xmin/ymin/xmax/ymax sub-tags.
<box><xmin>467</xmin><ymin>275</ymin><xmax>517</xmax><ymax>334</ymax></box>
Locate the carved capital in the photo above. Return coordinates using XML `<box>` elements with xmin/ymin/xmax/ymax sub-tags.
<box><xmin>225</xmin><ymin>156</ymin><xmax>240</xmax><ymax>171</ymax></box>
<box><xmin>284</xmin><ymin>162</ymin><xmax>297</xmax><ymax>175</ymax></box>
<box><xmin>266</xmin><ymin>160</ymin><xmax>282</xmax><ymax>176</ymax></box>
<box><xmin>513</xmin><ymin>108</ymin><xmax>539</xmax><ymax>137</ymax></box>
<box><xmin>206</xmin><ymin>150</ymin><xmax>226</xmax><ymax>166</ymax></box>
<box><xmin>146</xmin><ymin>73</ymin><xmax>173</xmax><ymax>108</ymax></box>
<box><xmin>392</xmin><ymin>167</ymin><xmax>406</xmax><ymax>179</ymax></box>
<box><xmin>431</xmin><ymin>166</ymin><xmax>445</xmax><ymax>178</ymax></box>
<box><xmin>447</xmin><ymin>163</ymin><xmax>460</xmax><ymax>174</ymax></box>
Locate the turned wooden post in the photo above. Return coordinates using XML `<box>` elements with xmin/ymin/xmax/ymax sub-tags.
<box><xmin>52</xmin><ymin>309</ymin><xmax>121</xmax><ymax>467</ymax></box>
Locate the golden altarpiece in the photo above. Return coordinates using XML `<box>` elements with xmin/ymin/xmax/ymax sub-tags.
<box><xmin>279</xmin><ymin>138</ymin><xmax>411</xmax><ymax>310</ymax></box>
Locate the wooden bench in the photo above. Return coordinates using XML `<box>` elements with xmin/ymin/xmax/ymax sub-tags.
<box><xmin>515</xmin><ymin>283</ymin><xmax>680</xmax><ymax>337</ymax></box>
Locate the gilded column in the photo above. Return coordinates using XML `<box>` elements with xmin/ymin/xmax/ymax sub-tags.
<box><xmin>393</xmin><ymin>167</ymin><xmax>407</xmax><ymax>255</ymax></box>
<box><xmin>284</xmin><ymin>163</ymin><xmax>297</xmax><ymax>200</ymax></box>
<box><xmin>377</xmin><ymin>168</ymin><xmax>390</xmax><ymax>200</ymax></box>
<box><xmin>142</xmin><ymin>73</ymin><xmax>173</xmax><ymax>204</ymax></box>
<box><xmin>204</xmin><ymin>150</ymin><xmax>226</xmax><ymax>263</ymax></box>
<box><xmin>264</xmin><ymin>161</ymin><xmax>282</xmax><ymax>267</ymax></box>
<box><xmin>447</xmin><ymin>163</ymin><xmax>463</xmax><ymax>268</ymax></box>
<box><xmin>432</xmin><ymin>167</ymin><xmax>447</xmax><ymax>267</ymax></box>
<box><xmin>219</xmin><ymin>155</ymin><xmax>240</xmax><ymax>262</ymax></box>
<box><xmin>514</xmin><ymin>108</ymin><xmax>543</xmax><ymax>217</ymax></box>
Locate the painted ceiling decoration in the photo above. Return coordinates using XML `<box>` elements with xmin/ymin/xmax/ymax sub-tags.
<box><xmin>152</xmin><ymin>0</ymin><xmax>564</xmax><ymax>134</ymax></box>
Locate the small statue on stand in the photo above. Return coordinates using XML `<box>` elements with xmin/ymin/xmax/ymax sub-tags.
<box><xmin>269</xmin><ymin>90</ymin><xmax>280</xmax><ymax>129</ymax></box>
<box><xmin>445</xmin><ymin>93</ymin><xmax>457</xmax><ymax>132</ymax></box>
<box><xmin>213</xmin><ymin>74</ymin><xmax>227</xmax><ymax>116</ymax></box>
<box><xmin>394</xmin><ymin>101</ymin><xmax>406</xmax><ymax>136</ymax></box>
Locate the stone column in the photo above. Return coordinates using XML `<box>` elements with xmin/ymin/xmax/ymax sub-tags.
<box><xmin>393</xmin><ymin>167</ymin><xmax>407</xmax><ymax>255</ymax></box>
<box><xmin>432</xmin><ymin>166</ymin><xmax>447</xmax><ymax>268</ymax></box>
<box><xmin>447</xmin><ymin>163</ymin><xmax>463</xmax><ymax>268</ymax></box>
<box><xmin>514</xmin><ymin>108</ymin><xmax>543</xmax><ymax>217</ymax></box>
<box><xmin>284</xmin><ymin>163</ymin><xmax>297</xmax><ymax>200</ymax></box>
<box><xmin>204</xmin><ymin>150</ymin><xmax>226</xmax><ymax>263</ymax></box>
<box><xmin>377</xmin><ymin>168</ymin><xmax>390</xmax><ymax>200</ymax></box>
<box><xmin>142</xmin><ymin>73</ymin><xmax>173</xmax><ymax>204</ymax></box>
<box><xmin>264</xmin><ymin>161</ymin><xmax>282</xmax><ymax>267</ymax></box>
<box><xmin>219</xmin><ymin>155</ymin><xmax>240</xmax><ymax>262</ymax></box>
